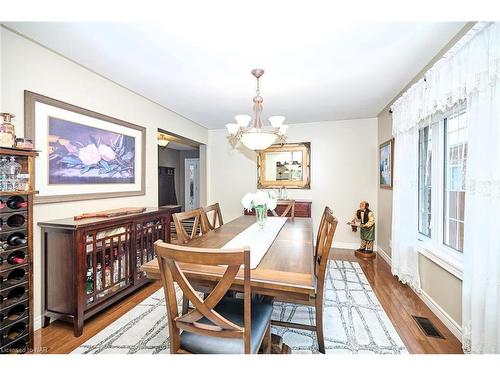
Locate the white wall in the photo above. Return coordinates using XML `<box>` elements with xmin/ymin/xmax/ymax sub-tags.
<box><xmin>0</xmin><ymin>27</ymin><xmax>208</xmax><ymax>327</ymax></box>
<box><xmin>207</xmin><ymin>118</ymin><xmax>379</xmax><ymax>246</ymax></box>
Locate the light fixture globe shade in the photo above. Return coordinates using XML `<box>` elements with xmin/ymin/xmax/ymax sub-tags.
<box><xmin>158</xmin><ymin>139</ymin><xmax>169</xmax><ymax>147</ymax></box>
<box><xmin>269</xmin><ymin>116</ymin><xmax>285</xmax><ymax>128</ymax></box>
<box><xmin>225</xmin><ymin>123</ymin><xmax>240</xmax><ymax>135</ymax></box>
<box><xmin>235</xmin><ymin>115</ymin><xmax>251</xmax><ymax>128</ymax></box>
<box><xmin>239</xmin><ymin>130</ymin><xmax>277</xmax><ymax>150</ymax></box>
<box><xmin>278</xmin><ymin>124</ymin><xmax>289</xmax><ymax>135</ymax></box>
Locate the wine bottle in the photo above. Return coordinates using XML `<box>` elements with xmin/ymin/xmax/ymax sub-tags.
<box><xmin>96</xmin><ymin>264</ymin><xmax>102</xmax><ymax>291</ymax></box>
<box><xmin>86</xmin><ymin>270</ymin><xmax>94</xmax><ymax>295</ymax></box>
<box><xmin>7</xmin><ymin>252</ymin><xmax>25</xmax><ymax>265</ymax></box>
<box><xmin>6</xmin><ymin>196</ymin><xmax>28</xmax><ymax>210</ymax></box>
<box><xmin>7</xmin><ymin>233</ymin><xmax>27</xmax><ymax>246</ymax></box>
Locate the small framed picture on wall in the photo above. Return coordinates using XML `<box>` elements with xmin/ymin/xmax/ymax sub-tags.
<box><xmin>379</xmin><ymin>138</ymin><xmax>394</xmax><ymax>189</ymax></box>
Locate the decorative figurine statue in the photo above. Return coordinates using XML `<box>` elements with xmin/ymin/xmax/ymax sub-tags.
<box><xmin>349</xmin><ymin>201</ymin><xmax>376</xmax><ymax>259</ymax></box>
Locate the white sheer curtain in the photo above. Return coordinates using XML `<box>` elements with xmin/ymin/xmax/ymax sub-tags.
<box><xmin>391</xmin><ymin>125</ymin><xmax>420</xmax><ymax>291</ymax></box>
<box><xmin>391</xmin><ymin>22</ymin><xmax>500</xmax><ymax>353</ymax></box>
<box><xmin>462</xmin><ymin>77</ymin><xmax>500</xmax><ymax>354</ymax></box>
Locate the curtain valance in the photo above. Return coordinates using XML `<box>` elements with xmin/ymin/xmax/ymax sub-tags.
<box><xmin>391</xmin><ymin>22</ymin><xmax>500</xmax><ymax>135</ymax></box>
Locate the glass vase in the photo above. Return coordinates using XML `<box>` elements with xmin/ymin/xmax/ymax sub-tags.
<box><xmin>255</xmin><ymin>205</ymin><xmax>267</xmax><ymax>229</ymax></box>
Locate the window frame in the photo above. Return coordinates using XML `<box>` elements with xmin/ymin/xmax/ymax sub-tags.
<box><xmin>415</xmin><ymin>105</ymin><xmax>465</xmax><ymax>280</ymax></box>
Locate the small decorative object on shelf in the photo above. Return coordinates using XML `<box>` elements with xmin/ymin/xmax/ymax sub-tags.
<box><xmin>0</xmin><ymin>147</ymin><xmax>38</xmax><ymax>354</ymax></box>
<box><xmin>0</xmin><ymin>113</ymin><xmax>16</xmax><ymax>149</ymax></box>
<box><xmin>14</xmin><ymin>138</ymin><xmax>34</xmax><ymax>150</ymax></box>
<box><xmin>241</xmin><ymin>190</ymin><xmax>277</xmax><ymax>229</ymax></box>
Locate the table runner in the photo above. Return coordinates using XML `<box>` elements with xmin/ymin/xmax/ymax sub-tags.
<box><xmin>221</xmin><ymin>217</ymin><xmax>288</xmax><ymax>269</ymax></box>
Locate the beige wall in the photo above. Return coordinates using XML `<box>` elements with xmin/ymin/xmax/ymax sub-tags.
<box><xmin>376</xmin><ymin>23</ymin><xmax>476</xmax><ymax>331</ymax></box>
<box><xmin>207</xmin><ymin>118</ymin><xmax>379</xmax><ymax>247</ymax></box>
<box><xmin>0</xmin><ymin>26</ymin><xmax>208</xmax><ymax>327</ymax></box>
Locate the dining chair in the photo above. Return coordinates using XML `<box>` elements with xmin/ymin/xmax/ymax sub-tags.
<box><xmin>271</xmin><ymin>206</ymin><xmax>337</xmax><ymax>353</ymax></box>
<box><xmin>154</xmin><ymin>241</ymin><xmax>273</xmax><ymax>354</ymax></box>
<box><xmin>203</xmin><ymin>203</ymin><xmax>224</xmax><ymax>231</ymax></box>
<box><xmin>271</xmin><ymin>199</ymin><xmax>295</xmax><ymax>218</ymax></box>
<box><xmin>172</xmin><ymin>209</ymin><xmax>209</xmax><ymax>245</ymax></box>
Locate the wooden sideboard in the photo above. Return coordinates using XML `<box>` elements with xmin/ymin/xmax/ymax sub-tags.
<box><xmin>38</xmin><ymin>206</ymin><xmax>181</xmax><ymax>337</ymax></box>
<box><xmin>244</xmin><ymin>199</ymin><xmax>312</xmax><ymax>218</ymax></box>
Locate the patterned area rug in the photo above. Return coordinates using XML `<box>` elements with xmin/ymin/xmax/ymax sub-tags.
<box><xmin>72</xmin><ymin>260</ymin><xmax>407</xmax><ymax>354</ymax></box>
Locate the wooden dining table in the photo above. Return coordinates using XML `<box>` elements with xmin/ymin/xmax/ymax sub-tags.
<box><xmin>141</xmin><ymin>215</ymin><xmax>315</xmax><ymax>304</ymax></box>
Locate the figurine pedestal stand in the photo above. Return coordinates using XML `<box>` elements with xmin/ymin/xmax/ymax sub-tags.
<box><xmin>355</xmin><ymin>249</ymin><xmax>376</xmax><ymax>260</ymax></box>
<box><xmin>347</xmin><ymin>222</ymin><xmax>376</xmax><ymax>260</ymax></box>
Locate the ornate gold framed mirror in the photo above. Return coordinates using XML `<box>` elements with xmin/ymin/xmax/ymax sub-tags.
<box><xmin>257</xmin><ymin>142</ymin><xmax>311</xmax><ymax>189</ymax></box>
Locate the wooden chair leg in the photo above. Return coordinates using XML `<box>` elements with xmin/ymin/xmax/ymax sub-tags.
<box><xmin>264</xmin><ymin>322</ymin><xmax>272</xmax><ymax>353</ymax></box>
<box><xmin>315</xmin><ymin>297</ymin><xmax>325</xmax><ymax>354</ymax></box>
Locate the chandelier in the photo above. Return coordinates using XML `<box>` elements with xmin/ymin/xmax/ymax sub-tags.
<box><xmin>226</xmin><ymin>69</ymin><xmax>287</xmax><ymax>150</ymax></box>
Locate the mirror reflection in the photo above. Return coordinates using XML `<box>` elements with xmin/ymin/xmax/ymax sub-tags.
<box><xmin>265</xmin><ymin>151</ymin><xmax>303</xmax><ymax>181</ymax></box>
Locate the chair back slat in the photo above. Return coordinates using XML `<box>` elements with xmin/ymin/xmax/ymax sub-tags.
<box><xmin>154</xmin><ymin>240</ymin><xmax>252</xmax><ymax>353</ymax></box>
<box><xmin>271</xmin><ymin>199</ymin><xmax>296</xmax><ymax>218</ymax></box>
<box><xmin>173</xmin><ymin>208</ymin><xmax>209</xmax><ymax>244</ymax></box>
<box><xmin>203</xmin><ymin>203</ymin><xmax>224</xmax><ymax>230</ymax></box>
<box><xmin>314</xmin><ymin>207</ymin><xmax>337</xmax><ymax>280</ymax></box>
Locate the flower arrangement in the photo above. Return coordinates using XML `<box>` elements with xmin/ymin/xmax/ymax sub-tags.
<box><xmin>241</xmin><ymin>190</ymin><xmax>277</xmax><ymax>228</ymax></box>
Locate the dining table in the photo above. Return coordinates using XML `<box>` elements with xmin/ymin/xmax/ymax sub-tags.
<box><xmin>140</xmin><ymin>214</ymin><xmax>315</xmax><ymax>353</ymax></box>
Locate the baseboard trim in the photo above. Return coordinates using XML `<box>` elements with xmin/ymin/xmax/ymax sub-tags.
<box><xmin>332</xmin><ymin>241</ymin><xmax>359</xmax><ymax>250</ymax></box>
<box><xmin>418</xmin><ymin>289</ymin><xmax>462</xmax><ymax>342</ymax></box>
<box><xmin>377</xmin><ymin>246</ymin><xmax>392</xmax><ymax>265</ymax></box>
<box><xmin>34</xmin><ymin>315</ymin><xmax>42</xmax><ymax>331</ymax></box>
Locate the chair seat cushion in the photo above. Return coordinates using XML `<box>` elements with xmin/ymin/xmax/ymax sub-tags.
<box><xmin>180</xmin><ymin>297</ymin><xmax>273</xmax><ymax>354</ymax></box>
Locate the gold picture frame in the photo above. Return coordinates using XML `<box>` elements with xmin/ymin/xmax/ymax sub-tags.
<box><xmin>257</xmin><ymin>142</ymin><xmax>311</xmax><ymax>189</ymax></box>
<box><xmin>379</xmin><ymin>138</ymin><xmax>394</xmax><ymax>189</ymax></box>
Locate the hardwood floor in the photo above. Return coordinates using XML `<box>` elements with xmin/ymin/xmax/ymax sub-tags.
<box><xmin>34</xmin><ymin>249</ymin><xmax>463</xmax><ymax>354</ymax></box>
<box><xmin>331</xmin><ymin>249</ymin><xmax>463</xmax><ymax>354</ymax></box>
<box><xmin>34</xmin><ymin>282</ymin><xmax>162</xmax><ymax>354</ymax></box>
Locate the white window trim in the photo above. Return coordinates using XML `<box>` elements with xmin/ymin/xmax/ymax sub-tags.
<box><xmin>416</xmin><ymin>109</ymin><xmax>465</xmax><ymax>280</ymax></box>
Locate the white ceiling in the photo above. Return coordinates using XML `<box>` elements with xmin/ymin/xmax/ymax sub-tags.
<box><xmin>5</xmin><ymin>20</ymin><xmax>465</xmax><ymax>129</ymax></box>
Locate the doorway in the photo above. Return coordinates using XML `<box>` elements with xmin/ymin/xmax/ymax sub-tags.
<box><xmin>157</xmin><ymin>129</ymin><xmax>204</xmax><ymax>211</ymax></box>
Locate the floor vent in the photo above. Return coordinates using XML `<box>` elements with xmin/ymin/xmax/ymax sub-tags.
<box><xmin>412</xmin><ymin>316</ymin><xmax>445</xmax><ymax>339</ymax></box>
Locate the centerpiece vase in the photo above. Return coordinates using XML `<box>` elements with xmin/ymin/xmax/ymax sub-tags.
<box><xmin>255</xmin><ymin>205</ymin><xmax>267</xmax><ymax>229</ymax></box>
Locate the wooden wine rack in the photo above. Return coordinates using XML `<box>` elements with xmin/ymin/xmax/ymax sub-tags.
<box><xmin>38</xmin><ymin>205</ymin><xmax>181</xmax><ymax>337</ymax></box>
<box><xmin>0</xmin><ymin>147</ymin><xmax>38</xmax><ymax>354</ymax></box>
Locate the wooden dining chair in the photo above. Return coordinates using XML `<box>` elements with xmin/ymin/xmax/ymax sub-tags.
<box><xmin>271</xmin><ymin>206</ymin><xmax>337</xmax><ymax>353</ymax></box>
<box><xmin>271</xmin><ymin>199</ymin><xmax>296</xmax><ymax>218</ymax></box>
<box><xmin>203</xmin><ymin>203</ymin><xmax>224</xmax><ymax>231</ymax></box>
<box><xmin>172</xmin><ymin>209</ymin><xmax>209</xmax><ymax>244</ymax></box>
<box><xmin>154</xmin><ymin>241</ymin><xmax>273</xmax><ymax>354</ymax></box>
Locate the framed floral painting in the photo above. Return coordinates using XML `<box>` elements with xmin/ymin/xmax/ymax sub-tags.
<box><xmin>24</xmin><ymin>91</ymin><xmax>146</xmax><ymax>204</ymax></box>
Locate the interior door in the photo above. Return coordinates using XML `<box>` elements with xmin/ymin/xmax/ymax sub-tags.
<box><xmin>184</xmin><ymin>159</ymin><xmax>200</xmax><ymax>210</ymax></box>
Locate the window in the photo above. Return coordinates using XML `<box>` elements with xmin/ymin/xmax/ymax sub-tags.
<box><xmin>443</xmin><ymin>110</ymin><xmax>467</xmax><ymax>252</ymax></box>
<box><xmin>418</xmin><ymin>125</ymin><xmax>432</xmax><ymax>237</ymax></box>
<box><xmin>417</xmin><ymin>104</ymin><xmax>466</xmax><ymax>272</ymax></box>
